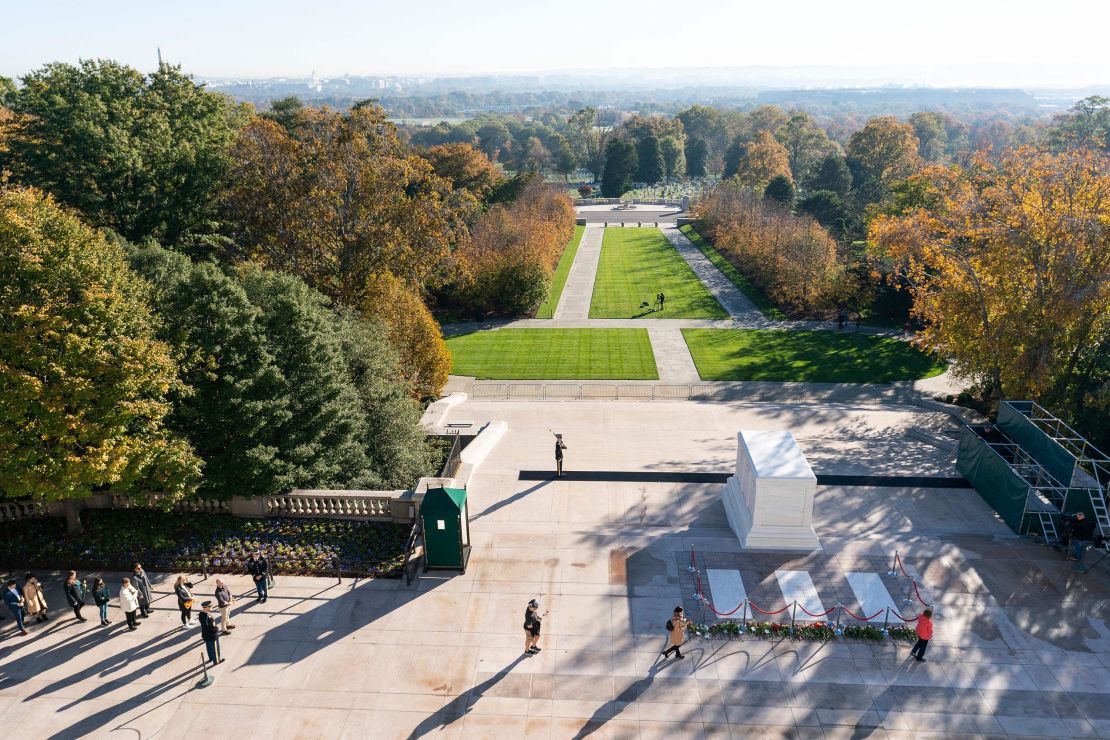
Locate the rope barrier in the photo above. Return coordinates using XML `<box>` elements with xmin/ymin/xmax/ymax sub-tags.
<box><xmin>841</xmin><ymin>606</ymin><xmax>885</xmax><ymax>622</ymax></box>
<box><xmin>890</xmin><ymin>609</ymin><xmax>920</xmax><ymax>622</ymax></box>
<box><xmin>910</xmin><ymin>579</ymin><xmax>930</xmax><ymax>606</ymax></box>
<box><xmin>796</xmin><ymin>604</ymin><xmax>837</xmax><ymax>618</ymax></box>
<box><xmin>748</xmin><ymin>602</ymin><xmax>792</xmax><ymax>616</ymax></box>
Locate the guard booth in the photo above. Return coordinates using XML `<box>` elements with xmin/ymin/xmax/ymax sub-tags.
<box><xmin>421</xmin><ymin>486</ymin><xmax>471</xmax><ymax>573</ymax></box>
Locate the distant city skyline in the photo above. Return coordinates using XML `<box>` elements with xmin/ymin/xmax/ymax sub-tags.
<box><xmin>4</xmin><ymin>0</ymin><xmax>1109</xmax><ymax>87</ymax></box>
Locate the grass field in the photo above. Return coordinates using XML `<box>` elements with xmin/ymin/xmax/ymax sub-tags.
<box><xmin>589</xmin><ymin>228</ymin><xmax>727</xmax><ymax>319</ymax></box>
<box><xmin>446</xmin><ymin>328</ymin><xmax>658</xmax><ymax>379</ymax></box>
<box><xmin>679</xmin><ymin>224</ymin><xmax>787</xmax><ymax>320</ymax></box>
<box><xmin>535</xmin><ymin>225</ymin><xmax>585</xmax><ymax>319</ymax></box>
<box><xmin>682</xmin><ymin>329</ymin><xmax>948</xmax><ymax>382</ymax></box>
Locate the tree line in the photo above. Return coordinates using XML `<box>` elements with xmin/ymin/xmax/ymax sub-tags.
<box><xmin>0</xmin><ymin>60</ymin><xmax>574</xmax><ymax>507</ymax></box>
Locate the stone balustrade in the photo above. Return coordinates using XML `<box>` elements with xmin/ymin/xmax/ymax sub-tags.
<box><xmin>266</xmin><ymin>490</ymin><xmax>397</xmax><ymax>519</ymax></box>
<box><xmin>0</xmin><ymin>499</ymin><xmax>49</xmax><ymax>523</ymax></box>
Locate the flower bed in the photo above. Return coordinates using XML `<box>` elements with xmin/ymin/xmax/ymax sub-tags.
<box><xmin>0</xmin><ymin>509</ymin><xmax>408</xmax><ymax>578</ymax></box>
<box><xmin>688</xmin><ymin>620</ymin><xmax>917</xmax><ymax>642</ymax></box>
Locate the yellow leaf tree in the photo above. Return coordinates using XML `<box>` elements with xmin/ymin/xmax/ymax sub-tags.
<box><xmin>869</xmin><ymin>147</ymin><xmax>1110</xmax><ymax>414</ymax></box>
<box><xmin>0</xmin><ymin>187</ymin><xmax>201</xmax><ymax>525</ymax></box>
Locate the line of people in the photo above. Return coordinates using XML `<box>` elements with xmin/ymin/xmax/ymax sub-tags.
<box><xmin>3</xmin><ymin>551</ymin><xmax>272</xmax><ymax>669</ymax></box>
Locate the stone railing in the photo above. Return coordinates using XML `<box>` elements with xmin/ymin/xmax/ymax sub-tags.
<box><xmin>0</xmin><ymin>499</ymin><xmax>49</xmax><ymax>523</ymax></box>
<box><xmin>265</xmin><ymin>490</ymin><xmax>397</xmax><ymax>519</ymax></box>
<box><xmin>109</xmin><ymin>493</ymin><xmax>231</xmax><ymax>514</ymax></box>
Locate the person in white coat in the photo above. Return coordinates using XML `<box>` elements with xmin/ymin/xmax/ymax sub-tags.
<box><xmin>119</xmin><ymin>578</ymin><xmax>141</xmax><ymax>631</ymax></box>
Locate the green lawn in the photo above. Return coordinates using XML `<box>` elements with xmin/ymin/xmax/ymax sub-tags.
<box><xmin>446</xmin><ymin>328</ymin><xmax>658</xmax><ymax>379</ymax></box>
<box><xmin>679</xmin><ymin>224</ymin><xmax>787</xmax><ymax>320</ymax></box>
<box><xmin>590</xmin><ymin>228</ymin><xmax>727</xmax><ymax>319</ymax></box>
<box><xmin>535</xmin><ymin>225</ymin><xmax>585</xmax><ymax>319</ymax></box>
<box><xmin>682</xmin><ymin>329</ymin><xmax>948</xmax><ymax>382</ymax></box>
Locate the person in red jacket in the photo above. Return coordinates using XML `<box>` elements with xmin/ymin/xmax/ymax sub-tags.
<box><xmin>911</xmin><ymin>608</ymin><xmax>933</xmax><ymax>661</ymax></box>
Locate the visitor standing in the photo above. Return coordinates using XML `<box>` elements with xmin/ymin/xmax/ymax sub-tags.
<box><xmin>132</xmin><ymin>563</ymin><xmax>153</xmax><ymax>617</ymax></box>
<box><xmin>174</xmin><ymin>575</ymin><xmax>194</xmax><ymax>628</ymax></box>
<box><xmin>910</xmin><ymin>608</ymin><xmax>934</xmax><ymax>662</ymax></box>
<box><xmin>554</xmin><ymin>434</ymin><xmax>567</xmax><ymax>478</ymax></box>
<box><xmin>93</xmin><ymin>578</ymin><xmax>111</xmax><ymax>626</ymax></box>
<box><xmin>659</xmin><ymin>292</ymin><xmax>666</xmax><ymax>311</ymax></box>
<box><xmin>661</xmin><ymin>606</ymin><xmax>690</xmax><ymax>660</ymax></box>
<box><xmin>3</xmin><ymin>580</ymin><xmax>27</xmax><ymax>636</ymax></box>
<box><xmin>64</xmin><ymin>571</ymin><xmax>88</xmax><ymax>622</ymax></box>
<box><xmin>22</xmin><ymin>573</ymin><xmax>48</xmax><ymax>624</ymax></box>
<box><xmin>247</xmin><ymin>551</ymin><xmax>270</xmax><ymax>602</ymax></box>
<box><xmin>523</xmin><ymin>599</ymin><xmax>545</xmax><ymax>655</ymax></box>
<box><xmin>119</xmin><ymin>578</ymin><xmax>141</xmax><ymax>630</ymax></box>
<box><xmin>1070</xmin><ymin>512</ymin><xmax>1096</xmax><ymax>562</ymax></box>
<box><xmin>198</xmin><ymin>601</ymin><xmax>224</xmax><ymax>665</ymax></box>
<box><xmin>214</xmin><ymin>578</ymin><xmax>235</xmax><ymax>634</ymax></box>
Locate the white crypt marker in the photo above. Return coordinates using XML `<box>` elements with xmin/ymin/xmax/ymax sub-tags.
<box><xmin>706</xmin><ymin>569</ymin><xmax>746</xmax><ymax>617</ymax></box>
<box><xmin>846</xmin><ymin>572</ymin><xmax>904</xmax><ymax>624</ymax></box>
<box><xmin>775</xmin><ymin>570</ymin><xmax>825</xmax><ymax>617</ymax></box>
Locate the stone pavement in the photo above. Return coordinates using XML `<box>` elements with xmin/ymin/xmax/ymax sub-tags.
<box><xmin>659</xmin><ymin>225</ymin><xmax>763</xmax><ymax>323</ymax></box>
<box><xmin>554</xmin><ymin>225</ymin><xmax>604</xmax><ymax>320</ymax></box>
<box><xmin>6</xmin><ymin>397</ymin><xmax>1110</xmax><ymax>738</ymax></box>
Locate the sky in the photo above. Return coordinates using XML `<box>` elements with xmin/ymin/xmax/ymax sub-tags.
<box><xmin>3</xmin><ymin>0</ymin><xmax>1109</xmax><ymax>85</ymax></box>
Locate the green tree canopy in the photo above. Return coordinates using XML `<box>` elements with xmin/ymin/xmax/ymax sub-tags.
<box><xmin>1</xmin><ymin>60</ymin><xmax>246</xmax><ymax>244</ymax></box>
<box><xmin>763</xmin><ymin>174</ymin><xmax>796</xmax><ymax>206</ymax></box>
<box><xmin>807</xmin><ymin>153</ymin><xmax>853</xmax><ymax>197</ymax></box>
<box><xmin>636</xmin><ymin>135</ymin><xmax>665</xmax><ymax>184</ymax></box>
<box><xmin>685</xmin><ymin>137</ymin><xmax>709</xmax><ymax>177</ymax></box>
<box><xmin>601</xmin><ymin>139</ymin><xmax>637</xmax><ymax>197</ymax></box>
<box><xmin>0</xmin><ymin>187</ymin><xmax>201</xmax><ymax>504</ymax></box>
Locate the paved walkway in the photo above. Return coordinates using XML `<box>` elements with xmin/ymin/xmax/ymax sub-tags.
<box><xmin>5</xmin><ymin>398</ymin><xmax>1105</xmax><ymax>738</ymax></box>
<box><xmin>553</xmin><ymin>225</ymin><xmax>603</xmax><ymax>320</ymax></box>
<box><xmin>659</xmin><ymin>224</ymin><xmax>764</xmax><ymax>322</ymax></box>
<box><xmin>647</xmin><ymin>327</ymin><xmax>701</xmax><ymax>382</ymax></box>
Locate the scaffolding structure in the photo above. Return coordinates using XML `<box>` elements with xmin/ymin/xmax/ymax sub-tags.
<box><xmin>956</xmin><ymin>401</ymin><xmax>1110</xmax><ymax>542</ymax></box>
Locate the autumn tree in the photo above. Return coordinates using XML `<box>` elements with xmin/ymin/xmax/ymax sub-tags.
<box><xmin>476</xmin><ymin>120</ymin><xmax>512</xmax><ymax>162</ymax></box>
<box><xmin>909</xmin><ymin>111</ymin><xmax>949</xmax><ymax>162</ymax></box>
<box><xmin>363</xmin><ymin>273</ymin><xmax>451</xmax><ymax>399</ymax></box>
<box><xmin>846</xmin><ymin>116</ymin><xmax>922</xmax><ymax>206</ymax></box>
<box><xmin>222</xmin><ymin>105</ymin><xmax>473</xmax><ymax>307</ymax></box>
<box><xmin>869</xmin><ymin>147</ymin><xmax>1110</xmax><ymax>432</ymax></box>
<box><xmin>0</xmin><ymin>187</ymin><xmax>201</xmax><ymax>522</ymax></box>
<box><xmin>1</xmin><ymin>60</ymin><xmax>245</xmax><ymax>244</ymax></box>
<box><xmin>1049</xmin><ymin>96</ymin><xmax>1110</xmax><ymax>151</ymax></box>
<box><xmin>732</xmin><ymin>131</ymin><xmax>793</xmax><ymax>192</ymax></box>
<box><xmin>423</xmin><ymin>142</ymin><xmax>504</xmax><ymax>199</ymax></box>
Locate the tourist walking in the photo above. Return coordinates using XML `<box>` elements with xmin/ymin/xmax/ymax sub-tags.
<box><xmin>661</xmin><ymin>606</ymin><xmax>690</xmax><ymax>660</ymax></box>
<box><xmin>174</xmin><ymin>575</ymin><xmax>195</xmax><ymax>628</ymax></box>
<box><xmin>246</xmin><ymin>551</ymin><xmax>271</xmax><ymax>602</ymax></box>
<box><xmin>554</xmin><ymin>434</ymin><xmax>567</xmax><ymax>478</ymax></box>
<box><xmin>132</xmin><ymin>563</ymin><xmax>153</xmax><ymax>617</ymax></box>
<box><xmin>119</xmin><ymin>578</ymin><xmax>141</xmax><ymax>630</ymax></box>
<box><xmin>64</xmin><ymin>571</ymin><xmax>88</xmax><ymax>622</ymax></box>
<box><xmin>658</xmin><ymin>292</ymin><xmax>666</xmax><ymax>311</ymax></box>
<box><xmin>214</xmin><ymin>578</ymin><xmax>235</xmax><ymax>634</ymax></box>
<box><xmin>22</xmin><ymin>574</ymin><xmax>48</xmax><ymax>624</ymax></box>
<box><xmin>523</xmin><ymin>599</ymin><xmax>545</xmax><ymax>656</ymax></box>
<box><xmin>910</xmin><ymin>608</ymin><xmax>934</xmax><ymax>662</ymax></box>
<box><xmin>92</xmin><ymin>578</ymin><xmax>112</xmax><ymax>626</ymax></box>
<box><xmin>198</xmin><ymin>601</ymin><xmax>224</xmax><ymax>665</ymax></box>
<box><xmin>3</xmin><ymin>580</ymin><xmax>27</xmax><ymax>636</ymax></box>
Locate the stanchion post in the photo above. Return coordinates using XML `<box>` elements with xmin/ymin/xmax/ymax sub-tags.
<box><xmin>195</xmin><ymin>651</ymin><xmax>214</xmax><ymax>688</ymax></box>
<box><xmin>335</xmin><ymin>557</ymin><xmax>341</xmax><ymax>584</ymax></box>
<box><xmin>202</xmin><ymin>556</ymin><xmax>208</xmax><ymax>581</ymax></box>
<box><xmin>882</xmin><ymin>607</ymin><xmax>890</xmax><ymax>635</ymax></box>
<box><xmin>834</xmin><ymin>604</ymin><xmax>842</xmax><ymax>631</ymax></box>
<box><xmin>740</xmin><ymin>599</ymin><xmax>748</xmax><ymax>634</ymax></box>
<box><xmin>887</xmin><ymin>551</ymin><xmax>898</xmax><ymax>577</ymax></box>
<box><xmin>790</xmin><ymin>601</ymin><xmax>797</xmax><ymax>634</ymax></box>
<box><xmin>687</xmin><ymin>545</ymin><xmax>697</xmax><ymax>574</ymax></box>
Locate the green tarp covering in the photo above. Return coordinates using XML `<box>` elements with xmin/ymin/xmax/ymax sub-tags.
<box><xmin>997</xmin><ymin>402</ymin><xmax>1076</xmax><ymax>486</ymax></box>
<box><xmin>957</xmin><ymin>427</ymin><xmax>1033</xmax><ymax>534</ymax></box>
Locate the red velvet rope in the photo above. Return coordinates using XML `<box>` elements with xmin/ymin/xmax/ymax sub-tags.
<box><xmin>841</xmin><ymin>606</ymin><xmax>885</xmax><ymax>622</ymax></box>
<box><xmin>797</xmin><ymin>604</ymin><xmax>837</xmax><ymax>618</ymax></box>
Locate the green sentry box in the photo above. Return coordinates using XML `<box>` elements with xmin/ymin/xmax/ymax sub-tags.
<box><xmin>421</xmin><ymin>486</ymin><xmax>472</xmax><ymax>573</ymax></box>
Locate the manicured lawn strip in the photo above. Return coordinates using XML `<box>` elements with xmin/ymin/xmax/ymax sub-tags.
<box><xmin>446</xmin><ymin>328</ymin><xmax>658</xmax><ymax>379</ymax></box>
<box><xmin>590</xmin><ymin>228</ymin><xmax>728</xmax><ymax>319</ymax></box>
<box><xmin>679</xmin><ymin>224</ymin><xmax>787</xmax><ymax>320</ymax></box>
<box><xmin>535</xmin><ymin>225</ymin><xmax>585</xmax><ymax>319</ymax></box>
<box><xmin>682</xmin><ymin>328</ymin><xmax>948</xmax><ymax>382</ymax></box>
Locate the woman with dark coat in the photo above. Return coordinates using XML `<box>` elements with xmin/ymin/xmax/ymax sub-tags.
<box><xmin>131</xmin><ymin>564</ymin><xmax>153</xmax><ymax>617</ymax></box>
<box><xmin>63</xmin><ymin>571</ymin><xmax>87</xmax><ymax>622</ymax></box>
<box><xmin>174</xmin><ymin>575</ymin><xmax>194</xmax><ymax>628</ymax></box>
<box><xmin>92</xmin><ymin>578</ymin><xmax>111</xmax><ymax>626</ymax></box>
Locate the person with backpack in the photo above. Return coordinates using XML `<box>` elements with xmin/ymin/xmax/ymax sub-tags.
<box><xmin>661</xmin><ymin>606</ymin><xmax>690</xmax><ymax>660</ymax></box>
<box><xmin>523</xmin><ymin>599</ymin><xmax>545</xmax><ymax>656</ymax></box>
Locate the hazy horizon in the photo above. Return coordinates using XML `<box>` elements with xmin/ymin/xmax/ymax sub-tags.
<box><xmin>5</xmin><ymin>0</ymin><xmax>1109</xmax><ymax>88</ymax></box>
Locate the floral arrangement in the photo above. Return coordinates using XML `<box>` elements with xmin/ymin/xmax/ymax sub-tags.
<box><xmin>687</xmin><ymin>619</ymin><xmax>919</xmax><ymax>642</ymax></box>
<box><xmin>0</xmin><ymin>509</ymin><xmax>408</xmax><ymax>578</ymax></box>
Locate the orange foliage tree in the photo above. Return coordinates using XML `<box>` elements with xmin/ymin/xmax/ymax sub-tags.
<box><xmin>869</xmin><ymin>147</ymin><xmax>1110</xmax><ymax>417</ymax></box>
